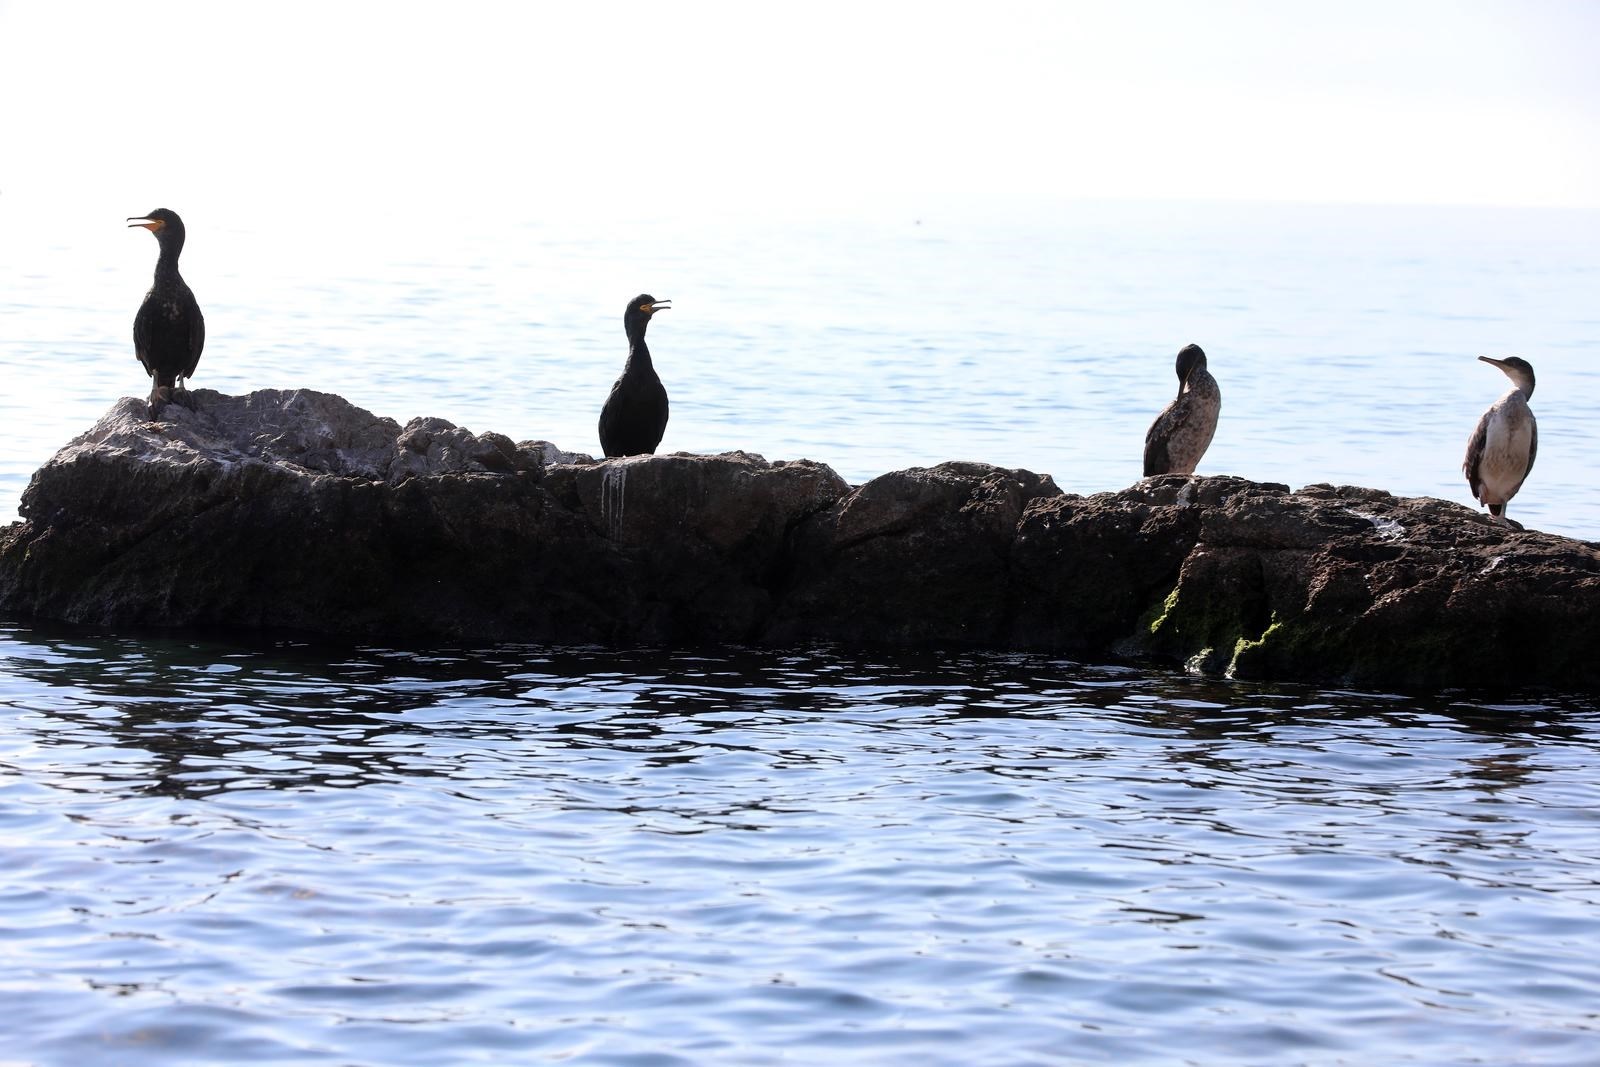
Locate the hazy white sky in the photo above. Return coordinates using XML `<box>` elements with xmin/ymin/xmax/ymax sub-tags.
<box><xmin>2</xmin><ymin>0</ymin><xmax>1598</xmax><ymax>223</ymax></box>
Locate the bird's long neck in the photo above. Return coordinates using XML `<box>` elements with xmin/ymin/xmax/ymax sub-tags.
<box><xmin>625</xmin><ymin>321</ymin><xmax>653</xmax><ymax>374</ymax></box>
<box><xmin>153</xmin><ymin>238</ymin><xmax>184</xmax><ymax>283</ymax></box>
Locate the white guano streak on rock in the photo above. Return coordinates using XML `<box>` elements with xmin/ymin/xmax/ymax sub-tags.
<box><xmin>1349</xmin><ymin>510</ymin><xmax>1405</xmax><ymax>541</ymax></box>
<box><xmin>602</xmin><ymin>464</ymin><xmax>627</xmax><ymax>540</ymax></box>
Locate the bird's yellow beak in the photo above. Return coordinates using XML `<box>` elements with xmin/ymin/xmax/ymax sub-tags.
<box><xmin>127</xmin><ymin>217</ymin><xmax>163</xmax><ymax>232</ymax></box>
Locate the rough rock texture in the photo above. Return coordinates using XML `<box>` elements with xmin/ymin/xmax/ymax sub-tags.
<box><xmin>1137</xmin><ymin>482</ymin><xmax>1600</xmax><ymax>691</ymax></box>
<box><xmin>769</xmin><ymin>462</ymin><xmax>1061</xmax><ymax>644</ymax></box>
<box><xmin>3</xmin><ymin>389</ymin><xmax>1598</xmax><ymax>691</ymax></box>
<box><xmin>0</xmin><ymin>390</ymin><xmax>847</xmax><ymax>643</ymax></box>
<box><xmin>1008</xmin><ymin>476</ymin><xmax>1600</xmax><ymax>690</ymax></box>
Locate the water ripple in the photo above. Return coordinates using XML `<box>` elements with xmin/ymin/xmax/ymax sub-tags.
<box><xmin>1</xmin><ymin>622</ymin><xmax>1599</xmax><ymax>1064</ymax></box>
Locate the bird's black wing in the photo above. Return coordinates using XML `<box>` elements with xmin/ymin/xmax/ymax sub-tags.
<box><xmin>648</xmin><ymin>390</ymin><xmax>669</xmax><ymax>454</ymax></box>
<box><xmin>1463</xmin><ymin>410</ymin><xmax>1490</xmax><ymax>502</ymax></box>
<box><xmin>133</xmin><ymin>293</ymin><xmax>157</xmax><ymax>377</ymax></box>
<box><xmin>598</xmin><ymin>376</ymin><xmax>629</xmax><ymax>457</ymax></box>
<box><xmin>184</xmin><ymin>292</ymin><xmax>206</xmax><ymax>379</ymax></box>
<box><xmin>599</xmin><ymin>375</ymin><xmax>669</xmax><ymax>457</ymax></box>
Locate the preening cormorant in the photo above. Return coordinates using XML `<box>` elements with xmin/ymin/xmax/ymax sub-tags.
<box><xmin>598</xmin><ymin>294</ymin><xmax>671</xmax><ymax>457</ymax></box>
<box><xmin>1143</xmin><ymin>343</ymin><xmax>1220</xmax><ymax>476</ymax></box>
<box><xmin>129</xmin><ymin>208</ymin><xmax>205</xmax><ymax>417</ymax></box>
<box><xmin>1464</xmin><ymin>355</ymin><xmax>1537</xmax><ymax>519</ymax></box>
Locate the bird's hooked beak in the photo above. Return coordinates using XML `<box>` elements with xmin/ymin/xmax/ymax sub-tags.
<box><xmin>128</xmin><ymin>216</ymin><xmax>164</xmax><ymax>232</ymax></box>
<box><xmin>647</xmin><ymin>299</ymin><xmax>671</xmax><ymax>314</ymax></box>
<box><xmin>1477</xmin><ymin>355</ymin><xmax>1507</xmax><ymax>369</ymax></box>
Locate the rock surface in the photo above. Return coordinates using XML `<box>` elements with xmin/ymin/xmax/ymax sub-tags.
<box><xmin>2</xmin><ymin>389</ymin><xmax>1597</xmax><ymax>691</ymax></box>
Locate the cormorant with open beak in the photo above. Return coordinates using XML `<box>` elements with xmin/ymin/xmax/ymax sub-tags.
<box><xmin>598</xmin><ymin>295</ymin><xmax>671</xmax><ymax>457</ymax></box>
<box><xmin>128</xmin><ymin>208</ymin><xmax>205</xmax><ymax>418</ymax></box>
<box><xmin>1464</xmin><ymin>355</ymin><xmax>1537</xmax><ymax>520</ymax></box>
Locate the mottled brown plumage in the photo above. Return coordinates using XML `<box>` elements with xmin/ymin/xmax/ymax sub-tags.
<box><xmin>1143</xmin><ymin>343</ymin><xmax>1219</xmax><ymax>476</ymax></box>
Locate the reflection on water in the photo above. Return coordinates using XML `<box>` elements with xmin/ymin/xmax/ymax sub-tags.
<box><xmin>2</xmin><ymin>620</ymin><xmax>1598</xmax><ymax>1064</ymax></box>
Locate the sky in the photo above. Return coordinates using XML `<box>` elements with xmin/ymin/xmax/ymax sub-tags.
<box><xmin>2</xmin><ymin>0</ymin><xmax>1599</xmax><ymax>226</ymax></box>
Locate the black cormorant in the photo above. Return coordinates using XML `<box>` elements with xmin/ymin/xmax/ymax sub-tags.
<box><xmin>1143</xmin><ymin>343</ymin><xmax>1220</xmax><ymax>476</ymax></box>
<box><xmin>129</xmin><ymin>208</ymin><xmax>205</xmax><ymax>417</ymax></box>
<box><xmin>598</xmin><ymin>294</ymin><xmax>670</xmax><ymax>457</ymax></box>
<box><xmin>1464</xmin><ymin>355</ymin><xmax>1537</xmax><ymax>519</ymax></box>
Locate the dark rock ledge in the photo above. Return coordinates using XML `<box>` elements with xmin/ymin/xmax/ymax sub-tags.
<box><xmin>2</xmin><ymin>388</ymin><xmax>1597</xmax><ymax>692</ymax></box>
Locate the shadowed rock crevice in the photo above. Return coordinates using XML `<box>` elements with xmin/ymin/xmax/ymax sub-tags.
<box><xmin>2</xmin><ymin>389</ymin><xmax>1598</xmax><ymax>691</ymax></box>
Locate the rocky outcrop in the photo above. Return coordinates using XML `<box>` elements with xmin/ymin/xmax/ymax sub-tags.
<box><xmin>0</xmin><ymin>390</ymin><xmax>846</xmax><ymax>644</ymax></box>
<box><xmin>2</xmin><ymin>389</ymin><xmax>1597</xmax><ymax>691</ymax></box>
<box><xmin>1140</xmin><ymin>482</ymin><xmax>1600</xmax><ymax>690</ymax></box>
<box><xmin>768</xmin><ymin>462</ymin><xmax>1062</xmax><ymax>645</ymax></box>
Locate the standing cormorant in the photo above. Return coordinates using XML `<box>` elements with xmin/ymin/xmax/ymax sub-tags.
<box><xmin>1143</xmin><ymin>343</ymin><xmax>1220</xmax><ymax>476</ymax></box>
<box><xmin>598</xmin><ymin>294</ymin><xmax>671</xmax><ymax>457</ymax></box>
<box><xmin>129</xmin><ymin>208</ymin><xmax>205</xmax><ymax>417</ymax></box>
<box><xmin>1464</xmin><ymin>355</ymin><xmax>1537</xmax><ymax>519</ymax></box>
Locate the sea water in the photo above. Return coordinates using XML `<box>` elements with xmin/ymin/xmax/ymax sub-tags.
<box><xmin>1</xmin><ymin>628</ymin><xmax>1598</xmax><ymax>1065</ymax></box>
<box><xmin>2</xmin><ymin>199</ymin><xmax>1597</xmax><ymax>535</ymax></box>
<box><xmin>1</xmin><ymin>200</ymin><xmax>1598</xmax><ymax>1064</ymax></box>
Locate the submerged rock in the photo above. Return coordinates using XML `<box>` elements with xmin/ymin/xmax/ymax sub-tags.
<box><xmin>2</xmin><ymin>389</ymin><xmax>1597</xmax><ymax>691</ymax></box>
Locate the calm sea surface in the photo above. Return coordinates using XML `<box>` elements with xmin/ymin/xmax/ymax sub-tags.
<box><xmin>2</xmin><ymin>200</ymin><xmax>1600</xmax><ymax>1064</ymax></box>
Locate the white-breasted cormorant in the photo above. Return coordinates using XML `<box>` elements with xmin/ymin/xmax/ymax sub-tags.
<box><xmin>129</xmin><ymin>208</ymin><xmax>205</xmax><ymax>417</ymax></box>
<box><xmin>1464</xmin><ymin>355</ymin><xmax>1537</xmax><ymax>519</ymax></box>
<box><xmin>1143</xmin><ymin>343</ymin><xmax>1220</xmax><ymax>476</ymax></box>
<box><xmin>598</xmin><ymin>294</ymin><xmax>671</xmax><ymax>457</ymax></box>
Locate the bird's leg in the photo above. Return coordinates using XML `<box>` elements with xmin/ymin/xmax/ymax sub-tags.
<box><xmin>171</xmin><ymin>375</ymin><xmax>198</xmax><ymax>411</ymax></box>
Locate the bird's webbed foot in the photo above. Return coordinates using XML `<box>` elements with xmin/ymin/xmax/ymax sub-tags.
<box><xmin>167</xmin><ymin>379</ymin><xmax>199</xmax><ymax>412</ymax></box>
<box><xmin>148</xmin><ymin>382</ymin><xmax>198</xmax><ymax>419</ymax></box>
